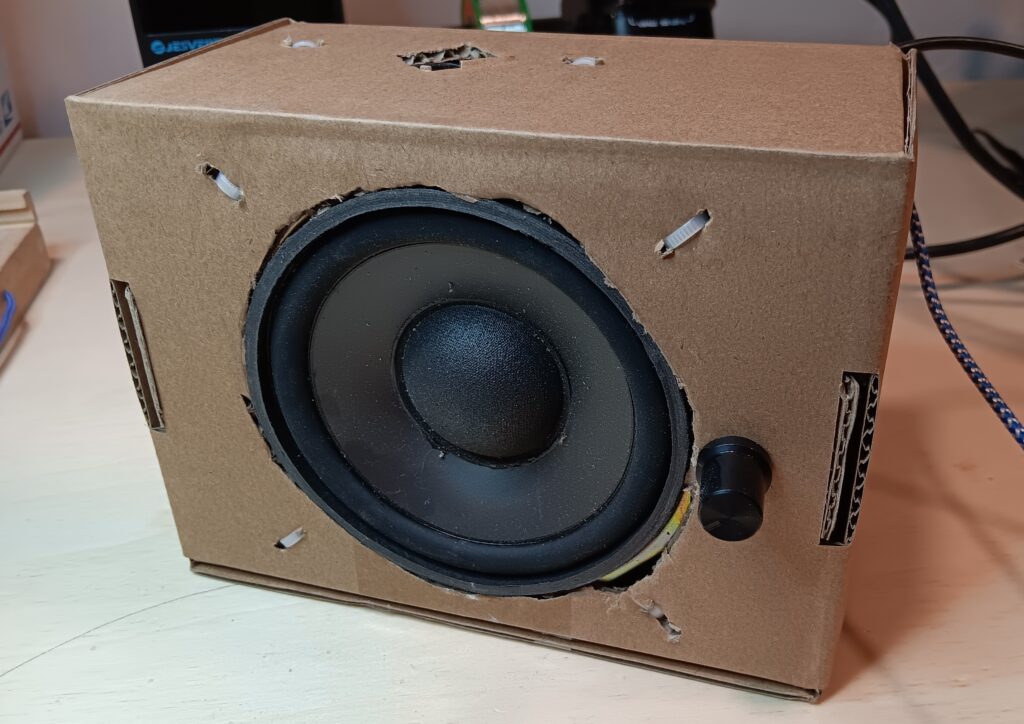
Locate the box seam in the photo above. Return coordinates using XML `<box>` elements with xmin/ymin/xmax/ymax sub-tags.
<box><xmin>61</xmin><ymin>96</ymin><xmax>916</xmax><ymax>163</ymax></box>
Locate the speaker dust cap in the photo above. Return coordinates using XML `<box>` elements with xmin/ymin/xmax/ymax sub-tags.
<box><xmin>396</xmin><ymin>301</ymin><xmax>568</xmax><ymax>464</ymax></box>
<box><xmin>245</xmin><ymin>188</ymin><xmax>692</xmax><ymax>596</ymax></box>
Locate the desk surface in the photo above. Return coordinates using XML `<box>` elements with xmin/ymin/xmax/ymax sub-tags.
<box><xmin>1</xmin><ymin>81</ymin><xmax>1022</xmax><ymax>721</ymax></box>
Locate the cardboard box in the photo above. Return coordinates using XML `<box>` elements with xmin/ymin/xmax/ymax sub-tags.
<box><xmin>0</xmin><ymin>190</ymin><xmax>50</xmax><ymax>360</ymax></box>
<box><xmin>67</xmin><ymin>21</ymin><xmax>916</xmax><ymax>699</ymax></box>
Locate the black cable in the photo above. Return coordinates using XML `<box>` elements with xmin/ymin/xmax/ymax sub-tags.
<box><xmin>897</xmin><ymin>36</ymin><xmax>1024</xmax><ymax>59</ymax></box>
<box><xmin>867</xmin><ymin>0</ymin><xmax>1024</xmax><ymax>199</ymax></box>
<box><xmin>904</xmin><ymin>222</ymin><xmax>1024</xmax><ymax>260</ymax></box>
<box><xmin>863</xmin><ymin>11</ymin><xmax>1024</xmax><ymax>456</ymax></box>
<box><xmin>909</xmin><ymin>207</ymin><xmax>1024</xmax><ymax>451</ymax></box>
<box><xmin>895</xmin><ymin>34</ymin><xmax>1024</xmax><ymax>259</ymax></box>
<box><xmin>864</xmin><ymin>2</ymin><xmax>1024</xmax><ymax>258</ymax></box>
<box><xmin>975</xmin><ymin>130</ymin><xmax>1024</xmax><ymax>179</ymax></box>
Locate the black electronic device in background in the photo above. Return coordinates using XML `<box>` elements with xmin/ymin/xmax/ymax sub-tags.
<box><xmin>128</xmin><ymin>0</ymin><xmax>344</xmax><ymax>67</ymax></box>
<box><xmin>548</xmin><ymin>0</ymin><xmax>715</xmax><ymax>38</ymax></box>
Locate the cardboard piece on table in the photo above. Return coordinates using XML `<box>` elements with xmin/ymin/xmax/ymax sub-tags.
<box><xmin>66</xmin><ymin>21</ymin><xmax>916</xmax><ymax>700</ymax></box>
<box><xmin>0</xmin><ymin>190</ymin><xmax>51</xmax><ymax>357</ymax></box>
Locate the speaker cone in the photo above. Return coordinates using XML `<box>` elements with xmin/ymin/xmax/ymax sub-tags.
<box><xmin>245</xmin><ymin>188</ymin><xmax>691</xmax><ymax>595</ymax></box>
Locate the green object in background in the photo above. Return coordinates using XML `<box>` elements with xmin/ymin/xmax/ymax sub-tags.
<box><xmin>465</xmin><ymin>0</ymin><xmax>533</xmax><ymax>32</ymax></box>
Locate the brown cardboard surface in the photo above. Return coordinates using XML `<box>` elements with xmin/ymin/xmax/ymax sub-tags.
<box><xmin>67</xmin><ymin>22</ymin><xmax>916</xmax><ymax>697</ymax></box>
<box><xmin>83</xmin><ymin>23</ymin><xmax>907</xmax><ymax>156</ymax></box>
<box><xmin>192</xmin><ymin>561</ymin><xmax>818</xmax><ymax>701</ymax></box>
<box><xmin>0</xmin><ymin>190</ymin><xmax>50</xmax><ymax>350</ymax></box>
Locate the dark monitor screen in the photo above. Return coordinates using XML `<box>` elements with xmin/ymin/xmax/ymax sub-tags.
<box><xmin>129</xmin><ymin>0</ymin><xmax>344</xmax><ymax>65</ymax></box>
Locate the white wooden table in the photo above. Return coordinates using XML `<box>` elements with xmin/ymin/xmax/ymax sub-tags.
<box><xmin>1</xmin><ymin>81</ymin><xmax>1022</xmax><ymax>721</ymax></box>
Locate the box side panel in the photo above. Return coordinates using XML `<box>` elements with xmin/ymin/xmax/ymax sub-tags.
<box><xmin>68</xmin><ymin>102</ymin><xmax>913</xmax><ymax>691</ymax></box>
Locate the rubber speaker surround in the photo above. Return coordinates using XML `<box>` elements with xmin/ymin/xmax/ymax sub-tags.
<box><xmin>245</xmin><ymin>188</ymin><xmax>691</xmax><ymax>596</ymax></box>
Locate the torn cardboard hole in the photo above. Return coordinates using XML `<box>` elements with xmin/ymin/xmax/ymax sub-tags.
<box><xmin>201</xmin><ymin>163</ymin><xmax>244</xmax><ymax>202</ymax></box>
<box><xmin>657</xmin><ymin>210</ymin><xmax>711</xmax><ymax>258</ymax></box>
<box><xmin>400</xmin><ymin>44</ymin><xmax>493</xmax><ymax>71</ymax></box>
<box><xmin>641</xmin><ymin>602</ymin><xmax>682</xmax><ymax>643</ymax></box>
<box><xmin>597</xmin><ymin>489</ymin><xmax>692</xmax><ymax>590</ymax></box>
<box><xmin>250</xmin><ymin>193</ymin><xmax>355</xmax><ymax>302</ymax></box>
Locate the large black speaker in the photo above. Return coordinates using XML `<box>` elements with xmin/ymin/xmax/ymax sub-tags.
<box><xmin>245</xmin><ymin>189</ymin><xmax>692</xmax><ymax>596</ymax></box>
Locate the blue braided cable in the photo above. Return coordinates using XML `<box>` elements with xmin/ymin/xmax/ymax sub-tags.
<box><xmin>908</xmin><ymin>206</ymin><xmax>1024</xmax><ymax>451</ymax></box>
<box><xmin>0</xmin><ymin>290</ymin><xmax>16</xmax><ymax>346</ymax></box>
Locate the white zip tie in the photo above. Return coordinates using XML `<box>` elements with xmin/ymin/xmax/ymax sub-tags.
<box><xmin>213</xmin><ymin>172</ymin><xmax>243</xmax><ymax>201</ymax></box>
<box><xmin>657</xmin><ymin>209</ymin><xmax>711</xmax><ymax>257</ymax></box>
<box><xmin>203</xmin><ymin>165</ymin><xmax>244</xmax><ymax>202</ymax></box>
<box><xmin>282</xmin><ymin>36</ymin><xmax>323</xmax><ymax>49</ymax></box>
<box><xmin>275</xmin><ymin>527</ymin><xmax>305</xmax><ymax>550</ymax></box>
<box><xmin>565</xmin><ymin>56</ymin><xmax>605</xmax><ymax>66</ymax></box>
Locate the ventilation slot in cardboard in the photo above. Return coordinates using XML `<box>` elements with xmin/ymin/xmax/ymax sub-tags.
<box><xmin>820</xmin><ymin>371</ymin><xmax>879</xmax><ymax>546</ymax></box>
<box><xmin>110</xmin><ymin>280</ymin><xmax>165</xmax><ymax>432</ymax></box>
<box><xmin>400</xmin><ymin>44</ymin><xmax>493</xmax><ymax>71</ymax></box>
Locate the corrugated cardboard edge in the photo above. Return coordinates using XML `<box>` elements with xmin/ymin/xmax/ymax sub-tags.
<box><xmin>901</xmin><ymin>49</ymin><xmax>918</xmax><ymax>156</ymax></box>
<box><xmin>192</xmin><ymin>561</ymin><xmax>820</xmax><ymax>702</ymax></box>
<box><xmin>810</xmin><ymin>47</ymin><xmax>917</xmax><ymax>696</ymax></box>
<box><xmin>73</xmin><ymin>18</ymin><xmax>295</xmax><ymax>98</ymax></box>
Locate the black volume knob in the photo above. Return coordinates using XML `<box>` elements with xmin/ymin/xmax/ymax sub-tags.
<box><xmin>697</xmin><ymin>436</ymin><xmax>772</xmax><ymax>542</ymax></box>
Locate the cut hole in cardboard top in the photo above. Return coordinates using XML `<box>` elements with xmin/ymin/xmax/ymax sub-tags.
<box><xmin>400</xmin><ymin>44</ymin><xmax>493</xmax><ymax>71</ymax></box>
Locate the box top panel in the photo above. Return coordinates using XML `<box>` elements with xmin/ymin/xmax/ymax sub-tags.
<box><xmin>78</xmin><ymin>21</ymin><xmax>911</xmax><ymax>157</ymax></box>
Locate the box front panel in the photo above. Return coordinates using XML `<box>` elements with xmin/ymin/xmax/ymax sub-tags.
<box><xmin>69</xmin><ymin>103</ymin><xmax>912</xmax><ymax>690</ymax></box>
